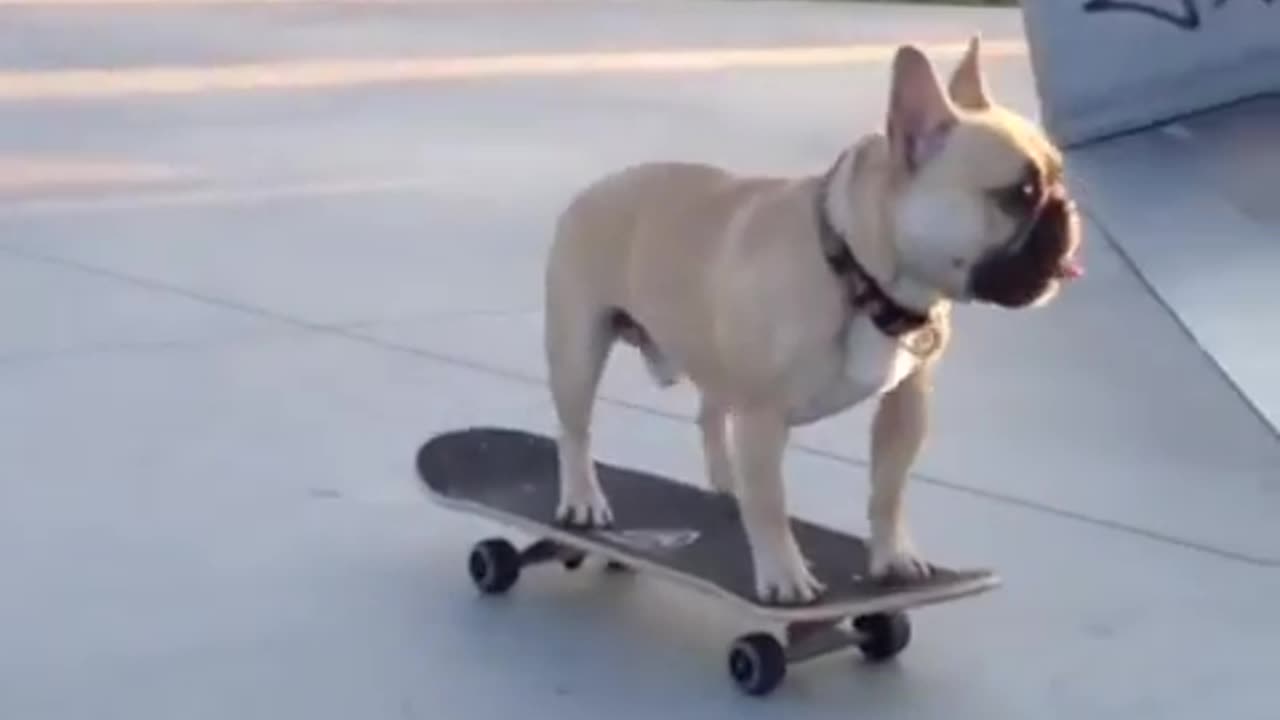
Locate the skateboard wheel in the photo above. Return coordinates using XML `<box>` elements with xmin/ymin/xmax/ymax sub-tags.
<box><xmin>853</xmin><ymin>611</ymin><xmax>911</xmax><ymax>662</ymax></box>
<box><xmin>468</xmin><ymin>538</ymin><xmax>520</xmax><ymax>595</ymax></box>
<box><xmin>727</xmin><ymin>633</ymin><xmax>787</xmax><ymax>697</ymax></box>
<box><xmin>561</xmin><ymin>552</ymin><xmax>585</xmax><ymax>571</ymax></box>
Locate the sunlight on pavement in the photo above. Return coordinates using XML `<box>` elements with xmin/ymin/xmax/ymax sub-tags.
<box><xmin>0</xmin><ymin>41</ymin><xmax>1026</xmax><ymax>101</ymax></box>
<box><xmin>0</xmin><ymin>175</ymin><xmax>435</xmax><ymax>216</ymax></box>
<box><xmin>0</xmin><ymin>0</ymin><xmax>590</xmax><ymax>4</ymax></box>
<box><xmin>0</xmin><ymin>38</ymin><xmax>1028</xmax><ymax>213</ymax></box>
<box><xmin>0</xmin><ymin>156</ymin><xmax>191</xmax><ymax>195</ymax></box>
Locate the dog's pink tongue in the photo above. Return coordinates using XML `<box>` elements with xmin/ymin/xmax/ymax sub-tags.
<box><xmin>1057</xmin><ymin>257</ymin><xmax>1084</xmax><ymax>280</ymax></box>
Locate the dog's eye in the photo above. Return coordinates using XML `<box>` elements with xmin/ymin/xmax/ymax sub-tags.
<box><xmin>997</xmin><ymin>178</ymin><xmax>1039</xmax><ymax>211</ymax></box>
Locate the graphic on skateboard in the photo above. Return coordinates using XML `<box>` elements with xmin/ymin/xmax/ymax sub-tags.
<box><xmin>415</xmin><ymin>426</ymin><xmax>999</xmax><ymax>697</ymax></box>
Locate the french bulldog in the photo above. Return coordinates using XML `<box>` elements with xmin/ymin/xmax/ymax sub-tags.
<box><xmin>541</xmin><ymin>37</ymin><xmax>1082</xmax><ymax>604</ymax></box>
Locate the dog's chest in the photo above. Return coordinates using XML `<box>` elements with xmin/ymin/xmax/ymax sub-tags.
<box><xmin>787</xmin><ymin>314</ymin><xmax>920</xmax><ymax>425</ymax></box>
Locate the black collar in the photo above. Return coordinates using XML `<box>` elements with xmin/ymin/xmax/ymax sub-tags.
<box><xmin>815</xmin><ymin>155</ymin><xmax>931</xmax><ymax>337</ymax></box>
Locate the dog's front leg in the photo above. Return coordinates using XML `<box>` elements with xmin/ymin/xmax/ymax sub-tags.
<box><xmin>867</xmin><ymin>365</ymin><xmax>932</xmax><ymax>581</ymax></box>
<box><xmin>731</xmin><ymin>408</ymin><xmax>825</xmax><ymax>604</ymax></box>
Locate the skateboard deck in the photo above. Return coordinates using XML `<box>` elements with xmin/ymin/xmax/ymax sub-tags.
<box><xmin>416</xmin><ymin>426</ymin><xmax>999</xmax><ymax>622</ymax></box>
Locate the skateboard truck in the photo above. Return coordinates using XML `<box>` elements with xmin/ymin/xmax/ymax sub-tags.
<box><xmin>707</xmin><ymin>609</ymin><xmax>912</xmax><ymax>696</ymax></box>
<box><xmin>467</xmin><ymin>537</ymin><xmax>629</xmax><ymax>595</ymax></box>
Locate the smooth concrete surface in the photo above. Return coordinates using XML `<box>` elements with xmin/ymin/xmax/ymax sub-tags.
<box><xmin>2</xmin><ymin>2</ymin><xmax>1278</xmax><ymax>719</ymax></box>
<box><xmin>1067</xmin><ymin>95</ymin><xmax>1280</xmax><ymax>436</ymax></box>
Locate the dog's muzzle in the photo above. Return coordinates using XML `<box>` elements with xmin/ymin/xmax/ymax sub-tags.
<box><xmin>968</xmin><ymin>187</ymin><xmax>1082</xmax><ymax>308</ymax></box>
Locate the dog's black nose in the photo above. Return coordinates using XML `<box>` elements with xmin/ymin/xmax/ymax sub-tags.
<box><xmin>969</xmin><ymin>195</ymin><xmax>1074</xmax><ymax>308</ymax></box>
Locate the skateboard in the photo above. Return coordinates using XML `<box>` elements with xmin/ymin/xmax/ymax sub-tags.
<box><xmin>415</xmin><ymin>426</ymin><xmax>999</xmax><ymax>697</ymax></box>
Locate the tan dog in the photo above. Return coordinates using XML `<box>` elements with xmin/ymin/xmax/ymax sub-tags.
<box><xmin>542</xmin><ymin>38</ymin><xmax>1082</xmax><ymax>604</ymax></box>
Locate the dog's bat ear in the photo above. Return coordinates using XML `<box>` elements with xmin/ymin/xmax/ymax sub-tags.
<box><xmin>886</xmin><ymin>44</ymin><xmax>956</xmax><ymax>175</ymax></box>
<box><xmin>947</xmin><ymin>35</ymin><xmax>991</xmax><ymax>111</ymax></box>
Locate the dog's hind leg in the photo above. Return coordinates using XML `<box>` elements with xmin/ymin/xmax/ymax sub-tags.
<box><xmin>698</xmin><ymin>396</ymin><xmax>735</xmax><ymax>496</ymax></box>
<box><xmin>545</xmin><ymin>290</ymin><xmax>615</xmax><ymax>527</ymax></box>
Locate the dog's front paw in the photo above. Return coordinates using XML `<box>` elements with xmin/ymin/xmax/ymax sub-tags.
<box><xmin>869</xmin><ymin>538</ymin><xmax>932</xmax><ymax>583</ymax></box>
<box><xmin>752</xmin><ymin>539</ymin><xmax>825</xmax><ymax>604</ymax></box>
<box><xmin>555</xmin><ymin>486</ymin><xmax>614</xmax><ymax>528</ymax></box>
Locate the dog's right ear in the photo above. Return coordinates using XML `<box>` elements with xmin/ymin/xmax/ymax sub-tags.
<box><xmin>886</xmin><ymin>44</ymin><xmax>956</xmax><ymax>176</ymax></box>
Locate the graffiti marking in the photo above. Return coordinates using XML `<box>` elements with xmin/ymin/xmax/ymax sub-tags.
<box><xmin>1083</xmin><ymin>0</ymin><xmax>1200</xmax><ymax>29</ymax></box>
<box><xmin>1083</xmin><ymin>0</ymin><xmax>1274</xmax><ymax>30</ymax></box>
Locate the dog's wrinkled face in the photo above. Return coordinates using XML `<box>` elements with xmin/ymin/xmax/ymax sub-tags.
<box><xmin>884</xmin><ymin>38</ymin><xmax>1083</xmax><ymax>308</ymax></box>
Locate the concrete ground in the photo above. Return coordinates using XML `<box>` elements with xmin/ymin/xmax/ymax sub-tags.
<box><xmin>1</xmin><ymin>1</ymin><xmax>1276</xmax><ymax>718</ymax></box>
<box><xmin>1069</xmin><ymin>94</ymin><xmax>1280</xmax><ymax>435</ymax></box>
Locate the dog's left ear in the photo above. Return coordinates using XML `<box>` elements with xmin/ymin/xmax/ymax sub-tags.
<box><xmin>947</xmin><ymin>35</ymin><xmax>991</xmax><ymax>111</ymax></box>
<box><xmin>886</xmin><ymin>44</ymin><xmax>956</xmax><ymax>176</ymax></box>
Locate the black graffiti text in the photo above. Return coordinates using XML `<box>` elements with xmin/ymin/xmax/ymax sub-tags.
<box><xmin>1083</xmin><ymin>0</ymin><xmax>1275</xmax><ymax>31</ymax></box>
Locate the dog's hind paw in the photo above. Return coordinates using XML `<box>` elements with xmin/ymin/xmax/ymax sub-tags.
<box><xmin>555</xmin><ymin>489</ymin><xmax>614</xmax><ymax>528</ymax></box>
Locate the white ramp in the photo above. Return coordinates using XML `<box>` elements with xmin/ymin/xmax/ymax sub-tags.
<box><xmin>1020</xmin><ymin>0</ymin><xmax>1280</xmax><ymax>146</ymax></box>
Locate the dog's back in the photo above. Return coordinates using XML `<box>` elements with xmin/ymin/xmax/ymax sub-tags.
<box><xmin>548</xmin><ymin>161</ymin><xmax>789</xmax><ymax>311</ymax></box>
